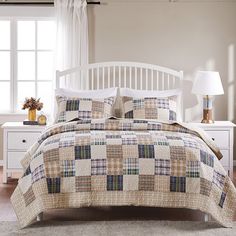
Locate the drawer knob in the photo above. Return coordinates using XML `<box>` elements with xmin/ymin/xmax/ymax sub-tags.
<box><xmin>22</xmin><ymin>139</ymin><xmax>26</xmax><ymax>143</ymax></box>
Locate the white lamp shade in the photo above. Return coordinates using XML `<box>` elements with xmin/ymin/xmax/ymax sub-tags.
<box><xmin>192</xmin><ymin>71</ymin><xmax>224</xmax><ymax>96</ymax></box>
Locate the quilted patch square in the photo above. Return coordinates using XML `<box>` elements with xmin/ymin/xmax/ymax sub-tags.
<box><xmin>157</xmin><ymin>98</ymin><xmax>169</xmax><ymax>109</ymax></box>
<box><xmin>79</xmin><ymin>99</ymin><xmax>92</xmax><ymax>111</ymax></box>
<box><xmin>144</xmin><ymin>98</ymin><xmax>157</xmax><ymax>108</ymax></box>
<box><xmin>133</xmin><ymin>98</ymin><xmax>144</xmax><ymax>110</ymax></box>
<box><xmin>200</xmin><ymin>162</ymin><xmax>214</xmax><ymax>182</ymax></box>
<box><xmin>200</xmin><ymin>150</ymin><xmax>214</xmax><ymax>167</ymax></box>
<box><xmin>75</xmin><ymin>176</ymin><xmax>91</xmax><ymax>192</ymax></box>
<box><xmin>200</xmin><ymin>178</ymin><xmax>212</xmax><ymax>196</ymax></box>
<box><xmin>75</xmin><ymin>134</ymin><xmax>90</xmax><ymax>146</ymax></box>
<box><xmin>139</xmin><ymin>175</ymin><xmax>155</xmax><ymax>191</ymax></box>
<box><xmin>123</xmin><ymin>158</ymin><xmax>139</xmax><ymax>175</ymax></box>
<box><xmin>45</xmin><ymin>161</ymin><xmax>60</xmax><ymax>178</ymax></box>
<box><xmin>59</xmin><ymin>146</ymin><xmax>75</xmax><ymax>161</ymax></box>
<box><xmin>155</xmin><ymin>159</ymin><xmax>170</xmax><ymax>176</ymax></box>
<box><xmin>185</xmin><ymin>148</ymin><xmax>200</xmax><ymax>161</ymax></box>
<box><xmin>171</xmin><ymin>160</ymin><xmax>186</xmax><ymax>177</ymax></box>
<box><xmin>47</xmin><ymin>177</ymin><xmax>61</xmax><ymax>193</ymax></box>
<box><xmin>107</xmin><ymin>158</ymin><xmax>123</xmax><ymax>175</ymax></box>
<box><xmin>213</xmin><ymin>170</ymin><xmax>225</xmax><ymax>190</ymax></box>
<box><xmin>138</xmin><ymin>145</ymin><xmax>155</xmax><ymax>158</ymax></box>
<box><xmin>123</xmin><ymin>175</ymin><xmax>139</xmax><ymax>191</ymax></box>
<box><xmin>139</xmin><ymin>159</ymin><xmax>155</xmax><ymax>175</ymax></box>
<box><xmin>32</xmin><ymin>178</ymin><xmax>48</xmax><ymax>197</ymax></box>
<box><xmin>91</xmin><ymin>159</ymin><xmax>107</xmax><ymax>175</ymax></box>
<box><xmin>75</xmin><ymin>159</ymin><xmax>91</xmax><ymax>176</ymax></box>
<box><xmin>75</xmin><ymin>145</ymin><xmax>91</xmax><ymax>159</ymax></box>
<box><xmin>186</xmin><ymin>178</ymin><xmax>200</xmax><ymax>193</ymax></box>
<box><xmin>154</xmin><ymin>175</ymin><xmax>170</xmax><ymax>192</ymax></box>
<box><xmin>106</xmin><ymin>145</ymin><xmax>122</xmax><ymax>159</ymax></box>
<box><xmin>44</xmin><ymin>149</ymin><xmax>59</xmax><ymax>162</ymax></box>
<box><xmin>154</xmin><ymin>145</ymin><xmax>170</xmax><ymax>159</ymax></box>
<box><xmin>91</xmin><ymin>145</ymin><xmax>107</xmax><ymax>159</ymax></box>
<box><xmin>145</xmin><ymin>108</ymin><xmax>158</xmax><ymax>119</ymax></box>
<box><xmin>137</xmin><ymin>134</ymin><xmax>153</xmax><ymax>145</ymax></box>
<box><xmin>157</xmin><ymin>109</ymin><xmax>169</xmax><ymax>120</ymax></box>
<box><xmin>186</xmin><ymin>161</ymin><xmax>200</xmax><ymax>178</ymax></box>
<box><xmin>91</xmin><ymin>176</ymin><xmax>107</xmax><ymax>191</ymax></box>
<box><xmin>61</xmin><ymin>177</ymin><xmax>75</xmax><ymax>193</ymax></box>
<box><xmin>122</xmin><ymin>145</ymin><xmax>139</xmax><ymax>159</ymax></box>
<box><xmin>170</xmin><ymin>176</ymin><xmax>186</xmax><ymax>192</ymax></box>
<box><xmin>92</xmin><ymin>100</ymin><xmax>104</xmax><ymax>113</ymax></box>
<box><xmin>133</xmin><ymin>109</ymin><xmax>145</xmax><ymax>119</ymax></box>
<box><xmin>60</xmin><ymin>160</ymin><xmax>75</xmax><ymax>177</ymax></box>
<box><xmin>170</xmin><ymin>146</ymin><xmax>186</xmax><ymax>160</ymax></box>
<box><xmin>23</xmin><ymin>186</ymin><xmax>36</xmax><ymax>206</ymax></box>
<box><xmin>66</xmin><ymin>99</ymin><xmax>79</xmax><ymax>111</ymax></box>
<box><xmin>107</xmin><ymin>175</ymin><xmax>123</xmax><ymax>191</ymax></box>
<box><xmin>32</xmin><ymin>164</ymin><xmax>45</xmax><ymax>183</ymax></box>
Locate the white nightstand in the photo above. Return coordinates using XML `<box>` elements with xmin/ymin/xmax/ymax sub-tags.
<box><xmin>190</xmin><ymin>121</ymin><xmax>235</xmax><ymax>179</ymax></box>
<box><xmin>1</xmin><ymin>122</ymin><xmax>47</xmax><ymax>183</ymax></box>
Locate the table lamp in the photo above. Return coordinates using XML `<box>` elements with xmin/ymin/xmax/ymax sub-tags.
<box><xmin>192</xmin><ymin>71</ymin><xmax>224</xmax><ymax>123</ymax></box>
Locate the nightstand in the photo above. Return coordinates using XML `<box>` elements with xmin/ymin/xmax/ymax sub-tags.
<box><xmin>190</xmin><ymin>121</ymin><xmax>235</xmax><ymax>179</ymax></box>
<box><xmin>1</xmin><ymin>122</ymin><xmax>47</xmax><ymax>184</ymax></box>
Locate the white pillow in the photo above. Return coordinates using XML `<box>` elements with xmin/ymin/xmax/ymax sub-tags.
<box><xmin>119</xmin><ymin>88</ymin><xmax>182</xmax><ymax>121</ymax></box>
<box><xmin>55</xmin><ymin>87</ymin><xmax>118</xmax><ymax>98</ymax></box>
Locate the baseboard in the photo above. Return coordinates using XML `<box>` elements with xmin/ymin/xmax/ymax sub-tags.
<box><xmin>234</xmin><ymin>160</ymin><xmax>236</xmax><ymax>167</ymax></box>
<box><xmin>0</xmin><ymin>160</ymin><xmax>3</xmax><ymax>166</ymax></box>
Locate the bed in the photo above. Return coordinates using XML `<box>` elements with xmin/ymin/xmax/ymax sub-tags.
<box><xmin>11</xmin><ymin>62</ymin><xmax>236</xmax><ymax>228</ymax></box>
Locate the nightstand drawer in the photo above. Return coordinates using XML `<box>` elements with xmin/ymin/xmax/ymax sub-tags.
<box><xmin>204</xmin><ymin>130</ymin><xmax>229</xmax><ymax>149</ymax></box>
<box><xmin>219</xmin><ymin>150</ymin><xmax>229</xmax><ymax>167</ymax></box>
<box><xmin>8</xmin><ymin>132</ymin><xmax>40</xmax><ymax>150</ymax></box>
<box><xmin>7</xmin><ymin>151</ymin><xmax>25</xmax><ymax>169</ymax></box>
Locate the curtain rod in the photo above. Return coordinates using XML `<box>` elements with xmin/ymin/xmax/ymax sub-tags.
<box><xmin>0</xmin><ymin>1</ymin><xmax>101</xmax><ymax>5</ymax></box>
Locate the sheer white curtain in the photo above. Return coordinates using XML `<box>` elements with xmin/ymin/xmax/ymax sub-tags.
<box><xmin>55</xmin><ymin>0</ymin><xmax>88</xmax><ymax>88</ymax></box>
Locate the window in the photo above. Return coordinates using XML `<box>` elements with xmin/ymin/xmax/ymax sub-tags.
<box><xmin>0</xmin><ymin>18</ymin><xmax>55</xmax><ymax>113</ymax></box>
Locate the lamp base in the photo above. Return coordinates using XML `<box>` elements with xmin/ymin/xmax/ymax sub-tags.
<box><xmin>201</xmin><ymin>108</ymin><xmax>214</xmax><ymax>124</ymax></box>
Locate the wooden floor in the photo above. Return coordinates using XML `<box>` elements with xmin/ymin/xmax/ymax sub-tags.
<box><xmin>0</xmin><ymin>166</ymin><xmax>235</xmax><ymax>222</ymax></box>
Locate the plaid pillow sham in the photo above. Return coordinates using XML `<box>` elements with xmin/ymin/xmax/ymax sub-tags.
<box><xmin>55</xmin><ymin>96</ymin><xmax>116</xmax><ymax>123</ymax></box>
<box><xmin>121</xmin><ymin>95</ymin><xmax>178</xmax><ymax>121</ymax></box>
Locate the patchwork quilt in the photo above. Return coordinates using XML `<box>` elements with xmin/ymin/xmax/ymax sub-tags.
<box><xmin>11</xmin><ymin>118</ymin><xmax>236</xmax><ymax>228</ymax></box>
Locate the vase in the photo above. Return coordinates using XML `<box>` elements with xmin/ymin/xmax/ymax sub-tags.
<box><xmin>28</xmin><ymin>109</ymin><xmax>36</xmax><ymax>121</ymax></box>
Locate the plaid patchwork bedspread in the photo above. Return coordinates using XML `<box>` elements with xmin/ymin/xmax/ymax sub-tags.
<box><xmin>11</xmin><ymin>118</ymin><xmax>236</xmax><ymax>228</ymax></box>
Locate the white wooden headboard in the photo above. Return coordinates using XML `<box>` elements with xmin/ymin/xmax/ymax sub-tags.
<box><xmin>56</xmin><ymin>61</ymin><xmax>183</xmax><ymax>91</ymax></box>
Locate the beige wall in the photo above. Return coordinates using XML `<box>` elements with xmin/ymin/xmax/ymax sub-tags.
<box><xmin>1</xmin><ymin>1</ymin><xmax>236</xmax><ymax>161</ymax></box>
<box><xmin>88</xmin><ymin>1</ymin><xmax>236</xmax><ymax>122</ymax></box>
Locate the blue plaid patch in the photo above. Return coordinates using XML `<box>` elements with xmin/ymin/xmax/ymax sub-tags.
<box><xmin>213</xmin><ymin>170</ymin><xmax>225</xmax><ymax>189</ymax></box>
<box><xmin>170</xmin><ymin>176</ymin><xmax>186</xmax><ymax>192</ymax></box>
<box><xmin>47</xmin><ymin>177</ymin><xmax>61</xmax><ymax>193</ymax></box>
<box><xmin>155</xmin><ymin>159</ymin><xmax>170</xmax><ymax>176</ymax></box>
<box><xmin>200</xmin><ymin>150</ymin><xmax>214</xmax><ymax>167</ymax></box>
<box><xmin>138</xmin><ymin>145</ymin><xmax>155</xmax><ymax>158</ymax></box>
<box><xmin>91</xmin><ymin>159</ymin><xmax>106</xmax><ymax>175</ymax></box>
<box><xmin>107</xmin><ymin>175</ymin><xmax>123</xmax><ymax>191</ymax></box>
<box><xmin>75</xmin><ymin>145</ymin><xmax>91</xmax><ymax>159</ymax></box>
<box><xmin>32</xmin><ymin>164</ymin><xmax>45</xmax><ymax>183</ymax></box>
